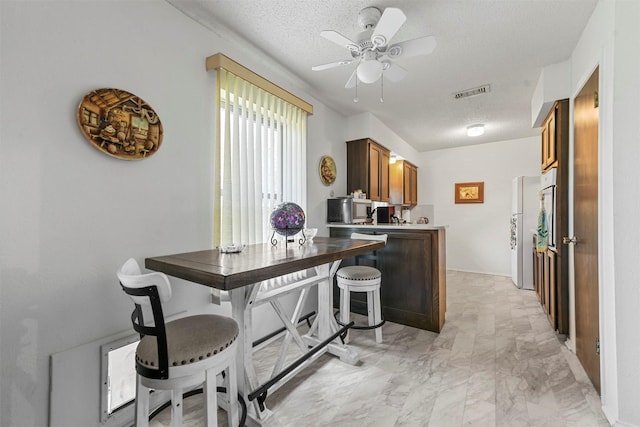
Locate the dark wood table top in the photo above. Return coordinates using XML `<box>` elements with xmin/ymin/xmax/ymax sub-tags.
<box><xmin>145</xmin><ymin>236</ymin><xmax>385</xmax><ymax>291</ymax></box>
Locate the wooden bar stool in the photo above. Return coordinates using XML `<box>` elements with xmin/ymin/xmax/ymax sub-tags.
<box><xmin>336</xmin><ymin>233</ymin><xmax>387</xmax><ymax>343</ymax></box>
<box><xmin>117</xmin><ymin>258</ymin><xmax>240</xmax><ymax>427</ymax></box>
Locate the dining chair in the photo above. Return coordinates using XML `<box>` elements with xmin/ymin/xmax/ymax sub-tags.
<box><xmin>336</xmin><ymin>232</ymin><xmax>388</xmax><ymax>343</ymax></box>
<box><xmin>117</xmin><ymin>258</ymin><xmax>240</xmax><ymax>427</ymax></box>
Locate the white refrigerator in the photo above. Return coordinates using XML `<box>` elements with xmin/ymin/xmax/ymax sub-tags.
<box><xmin>510</xmin><ymin>176</ymin><xmax>539</xmax><ymax>289</ymax></box>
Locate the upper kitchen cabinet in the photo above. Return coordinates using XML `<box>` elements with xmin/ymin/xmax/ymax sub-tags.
<box><xmin>346</xmin><ymin>138</ymin><xmax>390</xmax><ymax>202</ymax></box>
<box><xmin>390</xmin><ymin>160</ymin><xmax>418</xmax><ymax>206</ymax></box>
<box><xmin>541</xmin><ymin>110</ymin><xmax>555</xmax><ymax>170</ymax></box>
<box><xmin>541</xmin><ymin>100</ymin><xmax>568</xmax><ymax>172</ymax></box>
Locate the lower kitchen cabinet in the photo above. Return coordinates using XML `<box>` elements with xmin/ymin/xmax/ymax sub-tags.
<box><xmin>532</xmin><ymin>235</ymin><xmax>557</xmax><ymax>329</ymax></box>
<box><xmin>329</xmin><ymin>226</ymin><xmax>446</xmax><ymax>333</ymax></box>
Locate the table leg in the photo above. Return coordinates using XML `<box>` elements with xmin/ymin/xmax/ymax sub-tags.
<box><xmin>303</xmin><ymin>262</ymin><xmax>359</xmax><ymax>365</ymax></box>
<box><xmin>229</xmin><ymin>286</ymin><xmax>279</xmax><ymax>426</ymax></box>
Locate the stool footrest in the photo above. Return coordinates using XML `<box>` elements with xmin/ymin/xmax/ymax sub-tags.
<box><xmin>334</xmin><ymin>311</ymin><xmax>386</xmax><ymax>330</ymax></box>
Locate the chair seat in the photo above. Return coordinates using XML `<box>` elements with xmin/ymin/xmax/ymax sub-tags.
<box><xmin>336</xmin><ymin>265</ymin><xmax>381</xmax><ymax>281</ymax></box>
<box><xmin>136</xmin><ymin>314</ymin><xmax>238</xmax><ymax>370</ymax></box>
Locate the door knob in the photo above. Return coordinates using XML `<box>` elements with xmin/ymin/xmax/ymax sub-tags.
<box><xmin>562</xmin><ymin>236</ymin><xmax>578</xmax><ymax>245</ymax></box>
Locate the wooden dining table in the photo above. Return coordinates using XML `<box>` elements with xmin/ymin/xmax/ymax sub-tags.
<box><xmin>145</xmin><ymin>236</ymin><xmax>385</xmax><ymax>426</ymax></box>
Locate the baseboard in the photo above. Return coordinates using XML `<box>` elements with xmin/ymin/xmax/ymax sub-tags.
<box><xmin>447</xmin><ymin>268</ymin><xmax>510</xmax><ymax>277</ymax></box>
<box><xmin>612</xmin><ymin>420</ymin><xmax>639</xmax><ymax>427</ymax></box>
<box><xmin>564</xmin><ymin>337</ymin><xmax>576</xmax><ymax>352</ymax></box>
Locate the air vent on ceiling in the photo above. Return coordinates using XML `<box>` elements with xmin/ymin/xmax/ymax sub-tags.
<box><xmin>454</xmin><ymin>84</ymin><xmax>491</xmax><ymax>99</ymax></box>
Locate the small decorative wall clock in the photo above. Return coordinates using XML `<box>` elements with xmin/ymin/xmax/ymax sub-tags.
<box><xmin>77</xmin><ymin>88</ymin><xmax>163</xmax><ymax>160</ymax></box>
<box><xmin>319</xmin><ymin>155</ymin><xmax>336</xmax><ymax>185</ymax></box>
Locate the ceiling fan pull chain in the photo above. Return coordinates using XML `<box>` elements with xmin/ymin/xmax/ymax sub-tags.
<box><xmin>354</xmin><ymin>78</ymin><xmax>359</xmax><ymax>103</ymax></box>
<box><xmin>380</xmin><ymin>74</ymin><xmax>384</xmax><ymax>103</ymax></box>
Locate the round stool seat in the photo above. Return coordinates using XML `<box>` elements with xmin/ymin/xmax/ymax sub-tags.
<box><xmin>136</xmin><ymin>314</ymin><xmax>239</xmax><ymax>370</ymax></box>
<box><xmin>337</xmin><ymin>265</ymin><xmax>381</xmax><ymax>281</ymax></box>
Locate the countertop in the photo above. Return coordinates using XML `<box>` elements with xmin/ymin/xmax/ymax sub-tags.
<box><xmin>327</xmin><ymin>223</ymin><xmax>446</xmax><ymax>230</ymax></box>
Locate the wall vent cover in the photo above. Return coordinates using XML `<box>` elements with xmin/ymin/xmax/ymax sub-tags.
<box><xmin>454</xmin><ymin>84</ymin><xmax>491</xmax><ymax>99</ymax></box>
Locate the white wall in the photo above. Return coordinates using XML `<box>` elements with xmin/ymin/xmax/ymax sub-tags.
<box><xmin>308</xmin><ymin>103</ymin><xmax>349</xmax><ymax>237</ymax></box>
<box><xmin>418</xmin><ymin>137</ymin><xmax>540</xmax><ymax>275</ymax></box>
<box><xmin>0</xmin><ymin>2</ymin><xmax>347</xmax><ymax>426</ymax></box>
<box><xmin>346</xmin><ymin>112</ymin><xmax>421</xmax><ymax>163</ymax></box>
<box><xmin>608</xmin><ymin>3</ymin><xmax>640</xmax><ymax>423</ymax></box>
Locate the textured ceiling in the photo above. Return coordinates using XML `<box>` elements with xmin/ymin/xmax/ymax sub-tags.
<box><xmin>168</xmin><ymin>0</ymin><xmax>597</xmax><ymax>152</ymax></box>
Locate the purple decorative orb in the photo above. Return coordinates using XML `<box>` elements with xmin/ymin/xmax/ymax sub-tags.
<box><xmin>270</xmin><ymin>202</ymin><xmax>305</xmax><ymax>237</ymax></box>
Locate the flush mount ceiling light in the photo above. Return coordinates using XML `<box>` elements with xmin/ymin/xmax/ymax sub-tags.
<box><xmin>467</xmin><ymin>124</ymin><xmax>485</xmax><ymax>137</ymax></box>
<box><xmin>389</xmin><ymin>154</ymin><xmax>397</xmax><ymax>164</ymax></box>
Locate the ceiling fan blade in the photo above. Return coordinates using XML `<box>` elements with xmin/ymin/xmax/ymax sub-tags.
<box><xmin>312</xmin><ymin>59</ymin><xmax>354</xmax><ymax>71</ymax></box>
<box><xmin>371</xmin><ymin>7</ymin><xmax>406</xmax><ymax>48</ymax></box>
<box><xmin>320</xmin><ymin>30</ymin><xmax>359</xmax><ymax>52</ymax></box>
<box><xmin>387</xmin><ymin>36</ymin><xmax>437</xmax><ymax>59</ymax></box>
<box><xmin>345</xmin><ymin>69</ymin><xmax>358</xmax><ymax>89</ymax></box>
<box><xmin>383</xmin><ymin>62</ymin><xmax>407</xmax><ymax>82</ymax></box>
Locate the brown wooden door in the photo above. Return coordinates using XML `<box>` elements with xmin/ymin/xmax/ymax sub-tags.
<box><xmin>573</xmin><ymin>66</ymin><xmax>600</xmax><ymax>393</ymax></box>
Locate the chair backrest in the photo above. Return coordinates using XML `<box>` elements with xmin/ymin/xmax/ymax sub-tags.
<box><xmin>117</xmin><ymin>258</ymin><xmax>171</xmax><ymax>379</ymax></box>
<box><xmin>350</xmin><ymin>232</ymin><xmax>388</xmax><ymax>244</ymax></box>
<box><xmin>117</xmin><ymin>258</ymin><xmax>172</xmax><ymax>304</ymax></box>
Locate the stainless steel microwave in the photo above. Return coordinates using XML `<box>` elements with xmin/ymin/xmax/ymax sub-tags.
<box><xmin>327</xmin><ymin>197</ymin><xmax>371</xmax><ymax>224</ymax></box>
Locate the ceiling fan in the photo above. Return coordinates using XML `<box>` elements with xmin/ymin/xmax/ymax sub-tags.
<box><xmin>312</xmin><ymin>6</ymin><xmax>436</xmax><ymax>89</ymax></box>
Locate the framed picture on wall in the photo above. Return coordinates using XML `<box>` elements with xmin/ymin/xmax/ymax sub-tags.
<box><xmin>455</xmin><ymin>182</ymin><xmax>484</xmax><ymax>204</ymax></box>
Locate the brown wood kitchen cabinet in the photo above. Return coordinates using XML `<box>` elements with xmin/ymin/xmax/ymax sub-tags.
<box><xmin>346</xmin><ymin>138</ymin><xmax>390</xmax><ymax>202</ymax></box>
<box><xmin>533</xmin><ymin>235</ymin><xmax>558</xmax><ymax>329</ymax></box>
<box><xmin>536</xmin><ymin>99</ymin><xmax>569</xmax><ymax>335</ymax></box>
<box><xmin>390</xmin><ymin>160</ymin><xmax>418</xmax><ymax>206</ymax></box>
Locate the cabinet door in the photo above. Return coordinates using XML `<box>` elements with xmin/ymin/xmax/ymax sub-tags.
<box><xmin>536</xmin><ymin>251</ymin><xmax>544</xmax><ymax>304</ymax></box>
<box><xmin>403</xmin><ymin>162</ymin><xmax>411</xmax><ymax>204</ymax></box>
<box><xmin>547</xmin><ymin>250</ymin><xmax>557</xmax><ymax>328</ymax></box>
<box><xmin>533</xmin><ymin>247</ymin><xmax>539</xmax><ymax>296</ymax></box>
<box><xmin>541</xmin><ymin>125</ymin><xmax>549</xmax><ymax>170</ymax></box>
<box><xmin>388</xmin><ymin>161</ymin><xmax>404</xmax><ymax>205</ymax></box>
<box><xmin>409</xmin><ymin>164</ymin><xmax>418</xmax><ymax>205</ymax></box>
<box><xmin>346</xmin><ymin>139</ymin><xmax>370</xmax><ymax>197</ymax></box>
<box><xmin>547</xmin><ymin>112</ymin><xmax>557</xmax><ymax>168</ymax></box>
<box><xmin>369</xmin><ymin>144</ymin><xmax>381</xmax><ymax>201</ymax></box>
<box><xmin>380</xmin><ymin>149</ymin><xmax>390</xmax><ymax>202</ymax></box>
<box><xmin>542</xmin><ymin>105</ymin><xmax>557</xmax><ymax>171</ymax></box>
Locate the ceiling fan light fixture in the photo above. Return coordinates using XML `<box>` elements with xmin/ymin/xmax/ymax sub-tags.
<box><xmin>467</xmin><ymin>124</ymin><xmax>485</xmax><ymax>137</ymax></box>
<box><xmin>357</xmin><ymin>59</ymin><xmax>383</xmax><ymax>84</ymax></box>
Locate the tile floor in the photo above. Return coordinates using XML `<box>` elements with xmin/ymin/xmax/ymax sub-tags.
<box><xmin>151</xmin><ymin>271</ymin><xmax>610</xmax><ymax>426</ymax></box>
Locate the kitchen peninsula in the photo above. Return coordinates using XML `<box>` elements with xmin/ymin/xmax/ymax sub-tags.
<box><xmin>329</xmin><ymin>224</ymin><xmax>446</xmax><ymax>333</ymax></box>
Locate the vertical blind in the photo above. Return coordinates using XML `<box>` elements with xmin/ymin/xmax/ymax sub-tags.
<box><xmin>214</xmin><ymin>68</ymin><xmax>307</xmax><ymax>246</ymax></box>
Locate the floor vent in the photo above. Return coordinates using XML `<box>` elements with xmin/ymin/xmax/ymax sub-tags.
<box><xmin>454</xmin><ymin>84</ymin><xmax>491</xmax><ymax>99</ymax></box>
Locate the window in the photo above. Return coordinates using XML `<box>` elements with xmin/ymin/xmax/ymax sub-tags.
<box><xmin>211</xmin><ymin>61</ymin><xmax>311</xmax><ymax>246</ymax></box>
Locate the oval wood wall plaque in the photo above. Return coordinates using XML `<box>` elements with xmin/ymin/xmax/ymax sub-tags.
<box><xmin>77</xmin><ymin>88</ymin><xmax>163</xmax><ymax>160</ymax></box>
<box><xmin>319</xmin><ymin>155</ymin><xmax>336</xmax><ymax>186</ymax></box>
